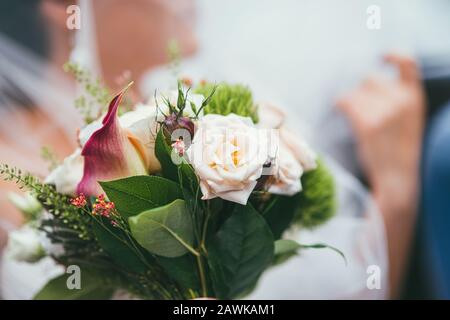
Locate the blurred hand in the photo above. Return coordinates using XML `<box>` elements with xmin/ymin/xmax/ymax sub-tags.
<box><xmin>337</xmin><ymin>53</ymin><xmax>425</xmax><ymax>213</ymax></box>
<box><xmin>337</xmin><ymin>53</ymin><xmax>425</xmax><ymax>298</ymax></box>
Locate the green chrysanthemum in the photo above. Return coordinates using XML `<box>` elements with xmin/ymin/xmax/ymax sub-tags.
<box><xmin>194</xmin><ymin>82</ymin><xmax>259</xmax><ymax>123</ymax></box>
<box><xmin>293</xmin><ymin>159</ymin><xmax>336</xmax><ymax>228</ymax></box>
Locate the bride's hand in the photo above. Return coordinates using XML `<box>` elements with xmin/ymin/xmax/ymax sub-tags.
<box><xmin>337</xmin><ymin>53</ymin><xmax>425</xmax><ymax>298</ymax></box>
<box><xmin>338</xmin><ymin>53</ymin><xmax>424</xmax><ymax>213</ymax></box>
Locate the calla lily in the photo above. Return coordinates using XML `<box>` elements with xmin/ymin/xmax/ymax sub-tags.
<box><xmin>77</xmin><ymin>89</ymin><xmax>147</xmax><ymax>196</ymax></box>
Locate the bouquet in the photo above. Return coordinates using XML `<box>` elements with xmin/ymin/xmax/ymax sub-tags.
<box><xmin>1</xmin><ymin>69</ymin><xmax>339</xmax><ymax>300</ymax></box>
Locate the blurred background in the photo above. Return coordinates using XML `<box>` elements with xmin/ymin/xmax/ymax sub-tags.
<box><xmin>1</xmin><ymin>0</ymin><xmax>450</xmax><ymax>299</ymax></box>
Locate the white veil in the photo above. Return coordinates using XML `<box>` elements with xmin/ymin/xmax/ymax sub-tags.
<box><xmin>0</xmin><ymin>0</ymin><xmax>95</xmax><ymax>299</ymax></box>
<box><xmin>0</xmin><ymin>0</ymin><xmax>98</xmax><ymax>173</ymax></box>
<box><xmin>0</xmin><ymin>34</ymin><xmax>81</xmax><ymax>174</ymax></box>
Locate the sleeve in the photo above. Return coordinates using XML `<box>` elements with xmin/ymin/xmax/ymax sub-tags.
<box><xmin>421</xmin><ymin>104</ymin><xmax>450</xmax><ymax>299</ymax></box>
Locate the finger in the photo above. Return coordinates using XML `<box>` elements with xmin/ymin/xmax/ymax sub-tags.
<box><xmin>336</xmin><ymin>96</ymin><xmax>366</xmax><ymax>134</ymax></box>
<box><xmin>384</xmin><ymin>53</ymin><xmax>420</xmax><ymax>83</ymax></box>
<box><xmin>336</xmin><ymin>91</ymin><xmax>366</xmax><ymax>121</ymax></box>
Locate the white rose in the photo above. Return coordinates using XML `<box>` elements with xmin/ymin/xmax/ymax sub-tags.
<box><xmin>258</xmin><ymin>103</ymin><xmax>316</xmax><ymax>170</ymax></box>
<box><xmin>187</xmin><ymin>113</ymin><xmax>269</xmax><ymax>205</ymax></box>
<box><xmin>268</xmin><ymin>144</ymin><xmax>303</xmax><ymax>196</ymax></box>
<box><xmin>257</xmin><ymin>102</ymin><xmax>286</xmax><ymax>129</ymax></box>
<box><xmin>258</xmin><ymin>103</ymin><xmax>317</xmax><ymax>195</ymax></box>
<box><xmin>5</xmin><ymin>226</ymin><xmax>46</xmax><ymax>263</ymax></box>
<box><xmin>279</xmin><ymin>127</ymin><xmax>317</xmax><ymax>171</ymax></box>
<box><xmin>45</xmin><ymin>148</ymin><xmax>84</xmax><ymax>195</ymax></box>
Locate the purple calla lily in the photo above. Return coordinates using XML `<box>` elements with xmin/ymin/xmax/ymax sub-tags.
<box><xmin>76</xmin><ymin>88</ymin><xmax>147</xmax><ymax>196</ymax></box>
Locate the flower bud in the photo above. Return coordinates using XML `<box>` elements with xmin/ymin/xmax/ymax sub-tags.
<box><xmin>162</xmin><ymin>113</ymin><xmax>195</xmax><ymax>139</ymax></box>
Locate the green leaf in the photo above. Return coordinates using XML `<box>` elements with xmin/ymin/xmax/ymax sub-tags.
<box><xmin>274</xmin><ymin>239</ymin><xmax>301</xmax><ymax>255</ymax></box>
<box><xmin>177</xmin><ymin>162</ymin><xmax>203</xmax><ymax>233</ymax></box>
<box><xmin>298</xmin><ymin>242</ymin><xmax>347</xmax><ymax>265</ymax></box>
<box><xmin>273</xmin><ymin>239</ymin><xmax>347</xmax><ymax>266</ymax></box>
<box><xmin>129</xmin><ymin>199</ymin><xmax>195</xmax><ymax>258</ymax></box>
<box><xmin>178</xmin><ymin>162</ymin><xmax>199</xmax><ymax>197</ymax></box>
<box><xmin>34</xmin><ymin>271</ymin><xmax>114</xmax><ymax>300</ymax></box>
<box><xmin>156</xmin><ymin>254</ymin><xmax>201</xmax><ymax>293</ymax></box>
<box><xmin>273</xmin><ymin>239</ymin><xmax>301</xmax><ymax>265</ymax></box>
<box><xmin>155</xmin><ymin>128</ymin><xmax>178</xmax><ymax>181</ymax></box>
<box><xmin>92</xmin><ymin>220</ymin><xmax>147</xmax><ymax>273</ymax></box>
<box><xmin>262</xmin><ymin>194</ymin><xmax>299</xmax><ymax>239</ymax></box>
<box><xmin>99</xmin><ymin>175</ymin><xmax>182</xmax><ymax>218</ymax></box>
<box><xmin>207</xmin><ymin>204</ymin><xmax>274</xmax><ymax>299</ymax></box>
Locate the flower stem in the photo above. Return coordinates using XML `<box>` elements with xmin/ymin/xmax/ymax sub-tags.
<box><xmin>196</xmin><ymin>254</ymin><xmax>208</xmax><ymax>297</ymax></box>
<box><xmin>200</xmin><ymin>206</ymin><xmax>211</xmax><ymax>254</ymax></box>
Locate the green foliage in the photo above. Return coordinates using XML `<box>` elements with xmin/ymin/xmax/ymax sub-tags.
<box><xmin>207</xmin><ymin>204</ymin><xmax>274</xmax><ymax>299</ymax></box>
<box><xmin>273</xmin><ymin>239</ymin><xmax>346</xmax><ymax>266</ymax></box>
<box><xmin>63</xmin><ymin>61</ymin><xmax>112</xmax><ymax>124</ymax></box>
<box><xmin>92</xmin><ymin>220</ymin><xmax>148</xmax><ymax>273</ymax></box>
<box><xmin>0</xmin><ymin>166</ymin><xmax>121</xmax><ymax>282</ymax></box>
<box><xmin>40</xmin><ymin>146</ymin><xmax>60</xmax><ymax>171</ymax></box>
<box><xmin>293</xmin><ymin>159</ymin><xmax>336</xmax><ymax>228</ymax></box>
<box><xmin>0</xmin><ymin>164</ymin><xmax>94</xmax><ymax>240</ymax></box>
<box><xmin>194</xmin><ymin>82</ymin><xmax>259</xmax><ymax>123</ymax></box>
<box><xmin>34</xmin><ymin>270</ymin><xmax>114</xmax><ymax>300</ymax></box>
<box><xmin>167</xmin><ymin>39</ymin><xmax>181</xmax><ymax>75</ymax></box>
<box><xmin>0</xmin><ymin>165</ymin><xmax>181</xmax><ymax>300</ymax></box>
<box><xmin>177</xmin><ymin>162</ymin><xmax>204</xmax><ymax>242</ymax></box>
<box><xmin>155</xmin><ymin>129</ymin><xmax>179</xmax><ymax>182</ymax></box>
<box><xmin>273</xmin><ymin>239</ymin><xmax>301</xmax><ymax>265</ymax></box>
<box><xmin>99</xmin><ymin>175</ymin><xmax>183</xmax><ymax>218</ymax></box>
<box><xmin>156</xmin><ymin>254</ymin><xmax>201</xmax><ymax>295</ymax></box>
<box><xmin>257</xmin><ymin>194</ymin><xmax>299</xmax><ymax>240</ymax></box>
<box><xmin>129</xmin><ymin>199</ymin><xmax>195</xmax><ymax>258</ymax></box>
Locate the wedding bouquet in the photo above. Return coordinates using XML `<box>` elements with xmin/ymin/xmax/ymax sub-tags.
<box><xmin>1</xmin><ymin>71</ymin><xmax>338</xmax><ymax>299</ymax></box>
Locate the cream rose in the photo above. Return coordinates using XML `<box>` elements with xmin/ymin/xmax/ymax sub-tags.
<box><xmin>279</xmin><ymin>127</ymin><xmax>317</xmax><ymax>171</ymax></box>
<box><xmin>268</xmin><ymin>144</ymin><xmax>303</xmax><ymax>196</ymax></box>
<box><xmin>187</xmin><ymin>113</ymin><xmax>269</xmax><ymax>205</ymax></box>
<box><xmin>258</xmin><ymin>103</ymin><xmax>317</xmax><ymax>194</ymax></box>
